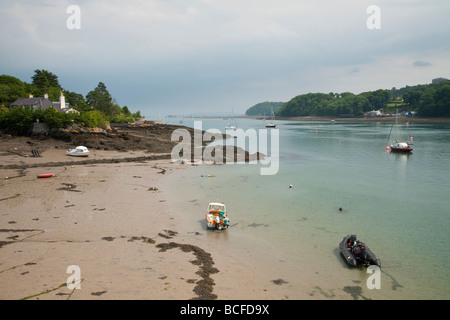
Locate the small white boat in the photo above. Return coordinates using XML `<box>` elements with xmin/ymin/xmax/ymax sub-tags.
<box><xmin>265</xmin><ymin>107</ymin><xmax>277</xmax><ymax>128</ymax></box>
<box><xmin>206</xmin><ymin>202</ymin><xmax>230</xmax><ymax>230</ymax></box>
<box><xmin>225</xmin><ymin>124</ymin><xmax>236</xmax><ymax>130</ymax></box>
<box><xmin>225</xmin><ymin>110</ymin><xmax>238</xmax><ymax>137</ymax></box>
<box><xmin>67</xmin><ymin>146</ymin><xmax>90</xmax><ymax>157</ymax></box>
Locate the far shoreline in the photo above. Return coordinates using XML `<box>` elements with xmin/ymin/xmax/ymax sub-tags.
<box><xmin>242</xmin><ymin>115</ymin><xmax>450</xmax><ymax>124</ymax></box>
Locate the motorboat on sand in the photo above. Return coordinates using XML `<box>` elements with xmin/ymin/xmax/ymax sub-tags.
<box><xmin>206</xmin><ymin>202</ymin><xmax>230</xmax><ymax>230</ymax></box>
<box><xmin>339</xmin><ymin>235</ymin><xmax>381</xmax><ymax>267</ymax></box>
<box><xmin>67</xmin><ymin>146</ymin><xmax>90</xmax><ymax>157</ymax></box>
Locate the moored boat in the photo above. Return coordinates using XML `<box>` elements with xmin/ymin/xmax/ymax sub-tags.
<box><xmin>386</xmin><ymin>110</ymin><xmax>413</xmax><ymax>153</ymax></box>
<box><xmin>206</xmin><ymin>202</ymin><xmax>230</xmax><ymax>230</ymax></box>
<box><xmin>265</xmin><ymin>107</ymin><xmax>277</xmax><ymax>128</ymax></box>
<box><xmin>389</xmin><ymin>141</ymin><xmax>413</xmax><ymax>153</ymax></box>
<box><xmin>339</xmin><ymin>235</ymin><xmax>381</xmax><ymax>267</ymax></box>
<box><xmin>67</xmin><ymin>146</ymin><xmax>90</xmax><ymax>157</ymax></box>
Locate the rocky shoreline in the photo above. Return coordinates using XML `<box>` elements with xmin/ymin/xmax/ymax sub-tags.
<box><xmin>0</xmin><ymin>123</ymin><xmax>184</xmax><ymax>156</ymax></box>
<box><xmin>0</xmin><ymin>123</ymin><xmax>263</xmax><ymax>169</ymax></box>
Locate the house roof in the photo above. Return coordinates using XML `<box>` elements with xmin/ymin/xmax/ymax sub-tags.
<box><xmin>10</xmin><ymin>97</ymin><xmax>70</xmax><ymax>112</ymax></box>
<box><xmin>10</xmin><ymin>97</ymin><xmax>53</xmax><ymax>109</ymax></box>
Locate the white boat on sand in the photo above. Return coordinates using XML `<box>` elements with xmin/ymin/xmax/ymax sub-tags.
<box><xmin>206</xmin><ymin>202</ymin><xmax>230</xmax><ymax>230</ymax></box>
<box><xmin>67</xmin><ymin>146</ymin><xmax>90</xmax><ymax>157</ymax></box>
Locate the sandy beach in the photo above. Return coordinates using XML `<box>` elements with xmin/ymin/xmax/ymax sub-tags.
<box><xmin>0</xmin><ymin>148</ymin><xmax>189</xmax><ymax>300</ymax></box>
<box><xmin>0</xmin><ymin>128</ymin><xmax>316</xmax><ymax>301</ymax></box>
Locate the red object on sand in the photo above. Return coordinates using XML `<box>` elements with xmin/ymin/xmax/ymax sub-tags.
<box><xmin>38</xmin><ymin>174</ymin><xmax>54</xmax><ymax>178</ymax></box>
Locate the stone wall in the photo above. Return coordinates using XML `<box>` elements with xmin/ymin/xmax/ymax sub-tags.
<box><xmin>32</xmin><ymin>122</ymin><xmax>49</xmax><ymax>135</ymax></box>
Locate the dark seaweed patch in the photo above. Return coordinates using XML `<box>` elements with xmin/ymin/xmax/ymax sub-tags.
<box><xmin>156</xmin><ymin>242</ymin><xmax>219</xmax><ymax>300</ymax></box>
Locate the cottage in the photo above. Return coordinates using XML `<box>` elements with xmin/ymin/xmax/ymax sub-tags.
<box><xmin>10</xmin><ymin>92</ymin><xmax>71</xmax><ymax>113</ymax></box>
<box><xmin>9</xmin><ymin>94</ymin><xmax>53</xmax><ymax>110</ymax></box>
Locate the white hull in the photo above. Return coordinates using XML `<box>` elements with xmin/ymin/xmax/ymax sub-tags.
<box><xmin>67</xmin><ymin>146</ymin><xmax>90</xmax><ymax>157</ymax></box>
<box><xmin>67</xmin><ymin>152</ymin><xmax>89</xmax><ymax>157</ymax></box>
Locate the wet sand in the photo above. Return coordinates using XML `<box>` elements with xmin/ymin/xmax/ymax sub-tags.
<box><xmin>0</xmin><ymin>143</ymin><xmax>317</xmax><ymax>300</ymax></box>
<box><xmin>0</xmin><ymin>149</ymin><xmax>195</xmax><ymax>300</ymax></box>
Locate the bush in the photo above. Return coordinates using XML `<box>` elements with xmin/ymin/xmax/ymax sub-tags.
<box><xmin>41</xmin><ymin>107</ymin><xmax>74</xmax><ymax>129</ymax></box>
<box><xmin>0</xmin><ymin>106</ymin><xmax>35</xmax><ymax>134</ymax></box>
<box><xmin>79</xmin><ymin>110</ymin><xmax>108</xmax><ymax>128</ymax></box>
<box><xmin>0</xmin><ymin>106</ymin><xmax>110</xmax><ymax>134</ymax></box>
<box><xmin>109</xmin><ymin>113</ymin><xmax>135</xmax><ymax>123</ymax></box>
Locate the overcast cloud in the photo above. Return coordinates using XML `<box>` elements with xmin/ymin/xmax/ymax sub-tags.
<box><xmin>1</xmin><ymin>0</ymin><xmax>449</xmax><ymax>117</ymax></box>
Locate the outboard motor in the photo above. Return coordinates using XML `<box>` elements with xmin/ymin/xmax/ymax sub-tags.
<box><xmin>360</xmin><ymin>246</ymin><xmax>369</xmax><ymax>264</ymax></box>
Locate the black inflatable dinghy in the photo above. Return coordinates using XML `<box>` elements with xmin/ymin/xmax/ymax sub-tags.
<box><xmin>339</xmin><ymin>235</ymin><xmax>381</xmax><ymax>267</ymax></box>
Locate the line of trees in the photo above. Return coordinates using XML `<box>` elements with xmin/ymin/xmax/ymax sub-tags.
<box><xmin>402</xmin><ymin>81</ymin><xmax>450</xmax><ymax>117</ymax></box>
<box><xmin>245</xmin><ymin>101</ymin><xmax>284</xmax><ymax>116</ymax></box>
<box><xmin>246</xmin><ymin>80</ymin><xmax>450</xmax><ymax>118</ymax></box>
<box><xmin>0</xmin><ymin>70</ymin><xmax>143</xmax><ymax>134</ymax></box>
<box><xmin>275</xmin><ymin>89</ymin><xmax>394</xmax><ymax>118</ymax></box>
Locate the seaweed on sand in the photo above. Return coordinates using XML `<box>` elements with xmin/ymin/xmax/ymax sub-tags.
<box><xmin>156</xmin><ymin>242</ymin><xmax>219</xmax><ymax>300</ymax></box>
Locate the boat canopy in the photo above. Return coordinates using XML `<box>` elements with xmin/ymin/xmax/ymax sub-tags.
<box><xmin>75</xmin><ymin>146</ymin><xmax>89</xmax><ymax>152</ymax></box>
<box><xmin>396</xmin><ymin>142</ymin><xmax>409</xmax><ymax>148</ymax></box>
<box><xmin>208</xmin><ymin>202</ymin><xmax>226</xmax><ymax>213</ymax></box>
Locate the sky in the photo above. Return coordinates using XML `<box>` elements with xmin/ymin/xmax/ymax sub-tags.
<box><xmin>1</xmin><ymin>0</ymin><xmax>449</xmax><ymax>118</ymax></box>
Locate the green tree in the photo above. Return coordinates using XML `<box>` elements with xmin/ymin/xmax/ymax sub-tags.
<box><xmin>64</xmin><ymin>90</ymin><xmax>88</xmax><ymax>111</ymax></box>
<box><xmin>122</xmin><ymin>106</ymin><xmax>132</xmax><ymax>115</ymax></box>
<box><xmin>277</xmin><ymin>93</ymin><xmax>334</xmax><ymax>117</ymax></box>
<box><xmin>133</xmin><ymin>110</ymin><xmax>142</xmax><ymax>118</ymax></box>
<box><xmin>245</xmin><ymin>101</ymin><xmax>284</xmax><ymax>116</ymax></box>
<box><xmin>359</xmin><ymin>89</ymin><xmax>390</xmax><ymax>110</ymax></box>
<box><xmin>0</xmin><ymin>75</ymin><xmax>28</xmax><ymax>106</ymax></box>
<box><xmin>109</xmin><ymin>113</ymin><xmax>135</xmax><ymax>123</ymax></box>
<box><xmin>41</xmin><ymin>107</ymin><xmax>74</xmax><ymax>129</ymax></box>
<box><xmin>31</xmin><ymin>69</ymin><xmax>61</xmax><ymax>99</ymax></box>
<box><xmin>403</xmin><ymin>91</ymin><xmax>423</xmax><ymax>109</ymax></box>
<box><xmin>86</xmin><ymin>82</ymin><xmax>115</xmax><ymax>116</ymax></box>
<box><xmin>79</xmin><ymin>110</ymin><xmax>108</xmax><ymax>128</ymax></box>
<box><xmin>417</xmin><ymin>84</ymin><xmax>450</xmax><ymax>117</ymax></box>
<box><xmin>0</xmin><ymin>106</ymin><xmax>35</xmax><ymax>134</ymax></box>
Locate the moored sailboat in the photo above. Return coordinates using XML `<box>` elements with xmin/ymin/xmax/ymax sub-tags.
<box><xmin>265</xmin><ymin>107</ymin><xmax>277</xmax><ymax>128</ymax></box>
<box><xmin>386</xmin><ymin>111</ymin><xmax>413</xmax><ymax>153</ymax></box>
<box><xmin>225</xmin><ymin>110</ymin><xmax>238</xmax><ymax>137</ymax></box>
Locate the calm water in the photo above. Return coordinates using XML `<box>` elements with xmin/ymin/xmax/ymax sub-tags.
<box><xmin>161</xmin><ymin>117</ymin><xmax>450</xmax><ymax>299</ymax></box>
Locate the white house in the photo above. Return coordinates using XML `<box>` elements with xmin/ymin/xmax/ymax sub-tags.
<box><xmin>366</xmin><ymin>110</ymin><xmax>383</xmax><ymax>117</ymax></box>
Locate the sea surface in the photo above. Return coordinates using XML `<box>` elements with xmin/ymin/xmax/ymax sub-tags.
<box><xmin>160</xmin><ymin>117</ymin><xmax>450</xmax><ymax>299</ymax></box>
